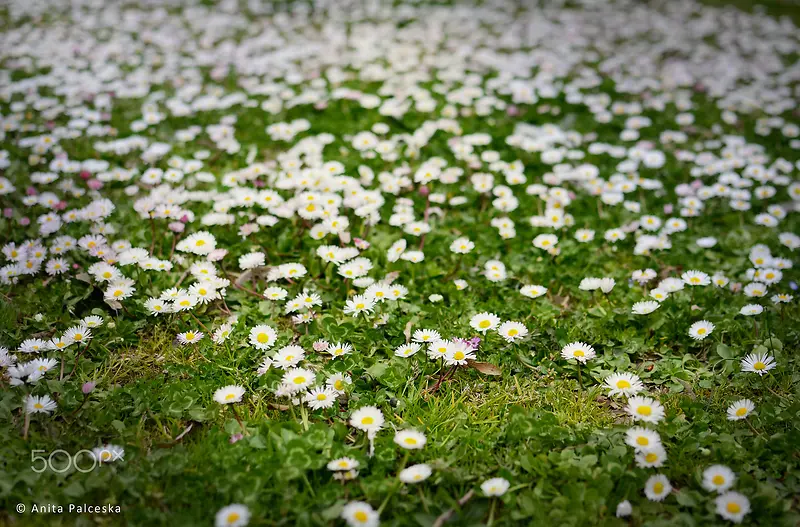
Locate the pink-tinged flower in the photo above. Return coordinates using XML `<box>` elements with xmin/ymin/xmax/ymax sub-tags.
<box><xmin>82</xmin><ymin>381</ymin><xmax>96</xmax><ymax>394</ymax></box>
<box><xmin>354</xmin><ymin>238</ymin><xmax>370</xmax><ymax>250</ymax></box>
<box><xmin>20</xmin><ymin>217</ymin><xmax>30</xmax><ymax>226</ymax></box>
<box><xmin>180</xmin><ymin>214</ymin><xmax>190</xmax><ymax>223</ymax></box>
<box><xmin>87</xmin><ymin>179</ymin><xmax>103</xmax><ymax>190</ymax></box>
<box><xmin>79</xmin><ymin>171</ymin><xmax>92</xmax><ymax>180</ymax></box>
<box><xmin>314</xmin><ymin>101</ymin><xmax>329</xmax><ymax>110</ymax></box>
<box><xmin>229</xmin><ymin>433</ymin><xmax>244</xmax><ymax>444</ymax></box>
<box><xmin>207</xmin><ymin>248</ymin><xmax>228</xmax><ymax>262</ymax></box>
<box><xmin>3</xmin><ymin>208</ymin><xmax>12</xmax><ymax>218</ymax></box>
<box><xmin>55</xmin><ymin>201</ymin><xmax>67</xmax><ymax>210</ymax></box>
<box><xmin>663</xmin><ymin>204</ymin><xmax>673</xmax><ymax>214</ymax></box>
<box><xmin>507</xmin><ymin>105</ymin><xmax>520</xmax><ymax>116</ymax></box>
<box><xmin>418</xmin><ymin>185</ymin><xmax>430</xmax><ymax>197</ymax></box>
<box><xmin>168</xmin><ymin>222</ymin><xmax>185</xmax><ymax>233</ymax></box>
<box><xmin>26</xmin><ymin>187</ymin><xmax>38</xmax><ymax>196</ymax></box>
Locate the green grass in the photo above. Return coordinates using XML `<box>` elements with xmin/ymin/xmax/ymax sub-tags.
<box><xmin>1</xmin><ymin>0</ymin><xmax>800</xmax><ymax>526</ymax></box>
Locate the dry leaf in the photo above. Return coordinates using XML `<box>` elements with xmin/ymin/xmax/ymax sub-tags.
<box><xmin>467</xmin><ymin>360</ymin><xmax>501</xmax><ymax>376</ymax></box>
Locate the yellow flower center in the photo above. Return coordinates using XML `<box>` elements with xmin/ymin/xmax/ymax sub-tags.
<box><xmin>185</xmin><ymin>333</ymin><xmax>195</xmax><ymax>340</ymax></box>
<box><xmin>361</xmin><ymin>416</ymin><xmax>374</xmax><ymax>425</ymax></box>
<box><xmin>34</xmin><ymin>403</ymin><xmax>43</xmax><ymax>409</ymax></box>
<box><xmin>617</xmin><ymin>380</ymin><xmax>631</xmax><ymax>389</ymax></box>
<box><xmin>225</xmin><ymin>393</ymin><xmax>236</xmax><ymax>401</ymax></box>
<box><xmin>712</xmin><ymin>475</ymin><xmax>725</xmax><ymax>485</ymax></box>
<box><xmin>697</xmin><ymin>328</ymin><xmax>706</xmax><ymax>335</ymax></box>
<box><xmin>508</xmin><ymin>329</ymin><xmax>518</xmax><ymax>336</ymax></box>
<box><xmin>653</xmin><ymin>482</ymin><xmax>664</xmax><ymax>494</ymax></box>
<box><xmin>227</xmin><ymin>512</ymin><xmax>240</xmax><ymax>523</ymax></box>
<box><xmin>726</xmin><ymin>503</ymin><xmax>741</xmax><ymax>514</ymax></box>
<box><xmin>454</xmin><ymin>351</ymin><xmax>465</xmax><ymax>360</ymax></box>
<box><xmin>645</xmin><ymin>453</ymin><xmax>658</xmax><ymax>463</ymax></box>
<box><xmin>636</xmin><ymin>437</ymin><xmax>649</xmax><ymax>446</ymax></box>
<box><xmin>735</xmin><ymin>407</ymin><xmax>747</xmax><ymax>416</ymax></box>
<box><xmin>479</xmin><ymin>320</ymin><xmax>491</xmax><ymax>329</ymax></box>
<box><xmin>637</xmin><ymin>406</ymin><xmax>652</xmax><ymax>416</ymax></box>
<box><xmin>257</xmin><ymin>334</ymin><xmax>268</xmax><ymax>344</ymax></box>
<box><xmin>754</xmin><ymin>362</ymin><xmax>765</xmax><ymax>370</ymax></box>
<box><xmin>574</xmin><ymin>350</ymin><xmax>585</xmax><ymax>357</ymax></box>
<box><xmin>356</xmin><ymin>303</ymin><xmax>365</xmax><ymax>309</ymax></box>
<box><xmin>293</xmin><ymin>377</ymin><xmax>306</xmax><ymax>385</ymax></box>
<box><xmin>113</xmin><ymin>290</ymin><xmax>123</xmax><ymax>297</ymax></box>
<box><xmin>404</xmin><ymin>437</ymin><xmax>417</xmax><ymax>445</ymax></box>
<box><xmin>195</xmin><ymin>240</ymin><xmax>206</xmax><ymax>246</ymax></box>
<box><xmin>316</xmin><ymin>394</ymin><xmax>327</xmax><ymax>401</ymax></box>
<box><xmin>354</xmin><ymin>511</ymin><xmax>368</xmax><ymax>523</ymax></box>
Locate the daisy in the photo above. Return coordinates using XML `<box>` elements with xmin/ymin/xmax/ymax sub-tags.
<box><xmin>273</xmin><ymin>345</ymin><xmax>306</xmax><ymax>369</ymax></box>
<box><xmin>453</xmin><ymin>279</ymin><xmax>469</xmax><ymax>290</ymax></box>
<box><xmin>327</xmin><ymin>342</ymin><xmax>354</xmax><ymax>359</ymax></box>
<box><xmin>177</xmin><ymin>330</ymin><xmax>203</xmax><ymax>345</ymax></box>
<box><xmin>394</xmin><ymin>430</ymin><xmax>427</xmax><ymax>450</ymax></box>
<box><xmin>625</xmin><ymin>427</ymin><xmax>662</xmax><ymax>451</ymax></box>
<box><xmin>327</xmin><ymin>457</ymin><xmax>359</xmax><ymax>471</ymax></box>
<box><xmin>215</xmin><ymin>504</ymin><xmax>250</xmax><ymax>527</ymax></box>
<box><xmin>682</xmin><ymin>270</ymin><xmax>710</xmax><ymax>286</ymax></box>
<box><xmin>520</xmin><ymin>284</ymin><xmax>547</xmax><ymax>298</ymax></box>
<box><xmin>604</xmin><ymin>372</ymin><xmax>644</xmax><ymax>397</ymax></box>
<box><xmin>739</xmin><ymin>304</ymin><xmax>763</xmax><ymax>316</ymax></box>
<box><xmin>631</xmin><ymin>301</ymin><xmax>660</xmax><ymax>315</ymax></box>
<box><xmin>497</xmin><ymin>321</ymin><xmax>528</xmax><ymax>342</ymax></box>
<box><xmin>327</xmin><ymin>373</ymin><xmax>352</xmax><ymax>393</ymax></box>
<box><xmin>450</xmin><ymin>237</ymin><xmax>475</xmax><ymax>254</ymax></box>
<box><xmin>343</xmin><ymin>295</ymin><xmax>377</xmax><ymax>316</ymax></box>
<box><xmin>702</xmin><ymin>465</ymin><xmax>736</xmax><ymax>493</ymax></box>
<box><xmin>727</xmin><ymin>399</ymin><xmax>755</xmax><ymax>421</ymax></box>
<box><xmin>470</xmin><ymin>312</ymin><xmax>501</xmax><ymax>333</ymax></box>
<box><xmin>635</xmin><ymin>446</ymin><xmax>667</xmax><ymax>468</ymax></box>
<box><xmin>213</xmin><ymin>385</ymin><xmax>245</xmax><ymax>404</ymax></box>
<box><xmin>688</xmin><ymin>320</ymin><xmax>714</xmax><ymax>340</ymax></box>
<box><xmin>399</xmin><ymin>464</ymin><xmax>432</xmax><ymax>484</ymax></box>
<box><xmin>615</xmin><ymin>500</ymin><xmax>632</xmax><ymax>518</ymax></box>
<box><xmin>249</xmin><ymin>325</ymin><xmax>278</xmax><ymax>350</ymax></box>
<box><xmin>282</xmin><ymin>368</ymin><xmax>315</xmax><ymax>393</ymax></box>
<box><xmin>64</xmin><ymin>325</ymin><xmax>91</xmax><ymax>344</ymax></box>
<box><xmin>715</xmin><ymin>491</ymin><xmax>750</xmax><ymax>523</ymax></box>
<box><xmin>743</xmin><ymin>282</ymin><xmax>767</xmax><ymax>298</ymax></box>
<box><xmin>625</xmin><ymin>396</ymin><xmax>665</xmax><ymax>424</ymax></box>
<box><xmin>444</xmin><ymin>340</ymin><xmax>475</xmax><ymax>366</ymax></box>
<box><xmin>532</xmin><ymin>233</ymin><xmax>558</xmax><ymax>250</ymax></box>
<box><xmin>304</xmin><ymin>387</ymin><xmax>338</xmax><ymax>410</ymax></box>
<box><xmin>26</xmin><ymin>395</ymin><xmax>58</xmax><ymax>414</ymax></box>
<box><xmin>740</xmin><ymin>352</ymin><xmax>775</xmax><ymax>375</ymax></box>
<box><xmin>394</xmin><ymin>343</ymin><xmax>421</xmax><ymax>358</ymax></box>
<box><xmin>412</xmin><ymin>329</ymin><xmax>441</xmax><ymax>344</ymax></box>
<box><xmin>644</xmin><ymin>474</ymin><xmax>672</xmax><ymax>502</ymax></box>
<box><xmin>341</xmin><ymin>501</ymin><xmax>379</xmax><ymax>527</ymax></box>
<box><xmin>481</xmin><ymin>477</ymin><xmax>510</xmax><ymax>497</ymax></box>
<box><xmin>350</xmin><ymin>406</ymin><xmax>384</xmax><ymax>434</ymax></box>
<box><xmin>649</xmin><ymin>288</ymin><xmax>669</xmax><ymax>302</ymax></box>
<box><xmin>560</xmin><ymin>342</ymin><xmax>596</xmax><ymax>364</ymax></box>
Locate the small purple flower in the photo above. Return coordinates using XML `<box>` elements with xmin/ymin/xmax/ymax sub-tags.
<box><xmin>82</xmin><ymin>382</ymin><xmax>96</xmax><ymax>394</ymax></box>
<box><xmin>3</xmin><ymin>208</ymin><xmax>12</xmax><ymax>218</ymax></box>
<box><xmin>19</xmin><ymin>217</ymin><xmax>30</xmax><ymax>226</ymax></box>
<box><xmin>790</xmin><ymin>281</ymin><xmax>798</xmax><ymax>291</ymax></box>
<box><xmin>229</xmin><ymin>433</ymin><xmax>244</xmax><ymax>444</ymax></box>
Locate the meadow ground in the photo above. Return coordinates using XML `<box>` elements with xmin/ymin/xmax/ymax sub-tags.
<box><xmin>0</xmin><ymin>0</ymin><xmax>799</xmax><ymax>526</ymax></box>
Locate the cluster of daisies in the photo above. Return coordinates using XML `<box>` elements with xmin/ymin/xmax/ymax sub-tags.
<box><xmin>1</xmin><ymin>0</ymin><xmax>798</xmax><ymax>524</ymax></box>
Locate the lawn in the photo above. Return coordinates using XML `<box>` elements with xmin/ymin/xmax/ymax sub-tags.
<box><xmin>0</xmin><ymin>0</ymin><xmax>799</xmax><ymax>526</ymax></box>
